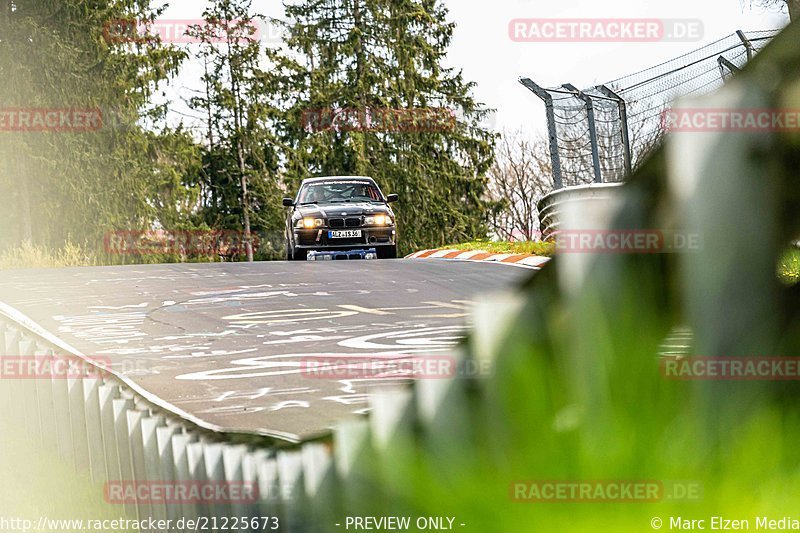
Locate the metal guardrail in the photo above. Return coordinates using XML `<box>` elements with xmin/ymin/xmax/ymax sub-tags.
<box><xmin>538</xmin><ymin>182</ymin><xmax>624</xmax><ymax>239</ymax></box>
<box><xmin>0</xmin><ymin>302</ymin><xmax>486</xmax><ymax>532</ymax></box>
<box><xmin>0</xmin><ymin>310</ymin><xmax>339</xmax><ymax>532</ymax></box>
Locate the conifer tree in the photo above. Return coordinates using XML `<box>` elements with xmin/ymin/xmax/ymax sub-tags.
<box><xmin>273</xmin><ymin>0</ymin><xmax>496</xmax><ymax>251</ymax></box>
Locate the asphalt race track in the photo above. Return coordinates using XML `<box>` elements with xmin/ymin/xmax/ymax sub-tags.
<box><xmin>0</xmin><ymin>260</ymin><xmax>532</xmax><ymax>442</ymax></box>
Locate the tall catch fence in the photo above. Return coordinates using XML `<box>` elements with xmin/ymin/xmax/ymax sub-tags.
<box><xmin>522</xmin><ymin>29</ymin><xmax>780</xmax><ymax>190</ymax></box>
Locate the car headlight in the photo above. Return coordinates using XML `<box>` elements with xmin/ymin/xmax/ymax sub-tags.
<box><xmin>297</xmin><ymin>218</ymin><xmax>324</xmax><ymax>229</ymax></box>
<box><xmin>365</xmin><ymin>215</ymin><xmax>392</xmax><ymax>226</ymax></box>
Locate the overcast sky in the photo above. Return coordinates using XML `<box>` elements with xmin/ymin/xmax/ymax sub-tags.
<box><xmin>158</xmin><ymin>0</ymin><xmax>789</xmax><ymax>137</ymax></box>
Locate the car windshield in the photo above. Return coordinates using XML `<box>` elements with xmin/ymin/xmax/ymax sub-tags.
<box><xmin>299</xmin><ymin>182</ymin><xmax>384</xmax><ymax>204</ymax></box>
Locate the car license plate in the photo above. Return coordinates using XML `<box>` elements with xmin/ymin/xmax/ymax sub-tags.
<box><xmin>328</xmin><ymin>230</ymin><xmax>362</xmax><ymax>239</ymax></box>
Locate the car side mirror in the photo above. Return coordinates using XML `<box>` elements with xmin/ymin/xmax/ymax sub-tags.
<box><xmin>386</xmin><ymin>194</ymin><xmax>399</xmax><ymax>203</ymax></box>
<box><xmin>283</xmin><ymin>198</ymin><xmax>295</xmax><ymax>207</ymax></box>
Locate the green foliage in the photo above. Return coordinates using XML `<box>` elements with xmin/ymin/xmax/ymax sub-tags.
<box><xmin>0</xmin><ymin>0</ymin><xmax>498</xmax><ymax>262</ymax></box>
<box><xmin>0</xmin><ymin>416</ymin><xmax>133</xmax><ymax>525</ymax></box>
<box><xmin>0</xmin><ymin>0</ymin><xmax>190</xmax><ymax>254</ymax></box>
<box><xmin>779</xmin><ymin>247</ymin><xmax>800</xmax><ymax>284</ymax></box>
<box><xmin>445</xmin><ymin>239</ymin><xmax>555</xmax><ymax>257</ymax></box>
<box><xmin>187</xmin><ymin>0</ymin><xmax>285</xmax><ymax>260</ymax></box>
<box><xmin>334</xmin><ymin>20</ymin><xmax>800</xmax><ymax>531</ymax></box>
<box><xmin>272</xmin><ymin>0</ymin><xmax>496</xmax><ymax>254</ymax></box>
<box><xmin>0</xmin><ymin>240</ymin><xmax>96</xmax><ymax>270</ymax></box>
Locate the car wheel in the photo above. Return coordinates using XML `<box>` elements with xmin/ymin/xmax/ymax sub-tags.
<box><xmin>292</xmin><ymin>247</ymin><xmax>308</xmax><ymax>261</ymax></box>
<box><xmin>377</xmin><ymin>245</ymin><xmax>397</xmax><ymax>259</ymax></box>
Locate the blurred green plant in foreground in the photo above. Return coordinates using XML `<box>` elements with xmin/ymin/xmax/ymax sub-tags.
<box><xmin>0</xmin><ymin>420</ymin><xmax>128</xmax><ymax>525</ymax></box>
<box><xmin>330</xmin><ymin>20</ymin><xmax>800</xmax><ymax>532</ymax></box>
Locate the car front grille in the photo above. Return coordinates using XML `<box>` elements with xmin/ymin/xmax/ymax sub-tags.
<box><xmin>328</xmin><ymin>217</ymin><xmax>362</xmax><ymax>228</ymax></box>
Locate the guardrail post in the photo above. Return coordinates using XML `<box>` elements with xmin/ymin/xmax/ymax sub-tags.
<box><xmin>3</xmin><ymin>327</ymin><xmax>25</xmax><ymax>432</ymax></box>
<box><xmin>416</xmin><ymin>372</ymin><xmax>472</xmax><ymax>457</ymax></box>
<box><xmin>204</xmin><ymin>442</ymin><xmax>232</xmax><ymax>520</ymax></box>
<box><xmin>99</xmin><ymin>383</ymin><xmax>121</xmax><ymax>484</ymax></box>
<box><xmin>0</xmin><ymin>324</ymin><xmax>10</xmax><ymax>413</ymax></box>
<box><xmin>222</xmin><ymin>444</ymin><xmax>251</xmax><ymax>530</ymax></box>
<box><xmin>277</xmin><ymin>450</ymin><xmax>305</xmax><ymax>532</ymax></box>
<box><xmin>18</xmin><ymin>342</ymin><xmax>39</xmax><ymax>438</ymax></box>
<box><xmin>52</xmin><ymin>354</ymin><xmax>74</xmax><ymax>463</ymax></box>
<box><xmin>83</xmin><ymin>377</ymin><xmax>107</xmax><ymax>483</ymax></box>
<box><xmin>113</xmin><ymin>397</ymin><xmax>136</xmax><ymax>518</ymax></box>
<box><xmin>142</xmin><ymin>414</ymin><xmax>168</xmax><ymax>523</ymax></box>
<box><xmin>127</xmin><ymin>408</ymin><xmax>151</xmax><ymax>522</ymax></box>
<box><xmin>369</xmin><ymin>389</ymin><xmax>416</xmax><ymax>516</ymax></box>
<box><xmin>156</xmin><ymin>424</ymin><xmax>182</xmax><ymax>525</ymax></box>
<box><xmin>302</xmin><ymin>442</ymin><xmax>337</xmax><ymax>530</ymax></box>
<box><xmin>334</xmin><ymin>420</ymin><xmax>372</xmax><ymax>517</ymax></box>
<box><xmin>35</xmin><ymin>350</ymin><xmax>58</xmax><ymax>452</ymax></box>
<box><xmin>251</xmin><ymin>451</ymin><xmax>282</xmax><ymax>529</ymax></box>
<box><xmin>171</xmin><ymin>433</ymin><xmax>200</xmax><ymax>532</ymax></box>
<box><xmin>68</xmin><ymin>372</ymin><xmax>90</xmax><ymax>472</ymax></box>
<box><xmin>187</xmin><ymin>440</ymin><xmax>210</xmax><ymax>524</ymax></box>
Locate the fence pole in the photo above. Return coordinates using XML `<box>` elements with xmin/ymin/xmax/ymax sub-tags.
<box><xmin>519</xmin><ymin>78</ymin><xmax>564</xmax><ymax>189</ymax></box>
<box><xmin>736</xmin><ymin>30</ymin><xmax>754</xmax><ymax>61</ymax></box>
<box><xmin>597</xmin><ymin>85</ymin><xmax>633</xmax><ymax>177</ymax></box>
<box><xmin>564</xmin><ymin>84</ymin><xmax>602</xmax><ymax>183</ymax></box>
<box><xmin>718</xmin><ymin>56</ymin><xmax>741</xmax><ymax>81</ymax></box>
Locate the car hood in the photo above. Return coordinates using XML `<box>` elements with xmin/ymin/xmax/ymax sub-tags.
<box><xmin>295</xmin><ymin>202</ymin><xmax>392</xmax><ymax>218</ymax></box>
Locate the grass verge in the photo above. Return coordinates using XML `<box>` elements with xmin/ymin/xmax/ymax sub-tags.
<box><xmin>779</xmin><ymin>247</ymin><xmax>800</xmax><ymax>285</ymax></box>
<box><xmin>443</xmin><ymin>240</ymin><xmax>555</xmax><ymax>257</ymax></box>
<box><xmin>0</xmin><ymin>241</ymin><xmax>96</xmax><ymax>270</ymax></box>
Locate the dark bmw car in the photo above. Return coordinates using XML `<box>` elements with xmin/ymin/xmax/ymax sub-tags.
<box><xmin>283</xmin><ymin>176</ymin><xmax>399</xmax><ymax>260</ymax></box>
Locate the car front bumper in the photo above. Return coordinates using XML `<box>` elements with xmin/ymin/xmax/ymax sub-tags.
<box><xmin>293</xmin><ymin>227</ymin><xmax>396</xmax><ymax>249</ymax></box>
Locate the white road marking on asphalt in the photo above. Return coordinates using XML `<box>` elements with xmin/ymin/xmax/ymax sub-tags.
<box><xmin>262</xmin><ymin>335</ymin><xmax>350</xmax><ymax>345</ymax></box>
<box><xmin>323</xmin><ymin>394</ymin><xmax>370</xmax><ymax>406</ymax></box>
<box><xmin>175</xmin><ymin>352</ymin><xmax>414</xmax><ymax>380</ymax></box>
<box><xmin>338</xmin><ymin>305</ymin><xmax>393</xmax><ymax>315</ymax></box>
<box><xmin>423</xmin><ymin>301</ymin><xmax>472</xmax><ymax>310</ymax></box>
<box><xmin>156</xmin><ymin>331</ymin><xmax>236</xmax><ymax>340</ymax></box>
<box><xmin>88</xmin><ymin>303</ymin><xmax>149</xmax><ymax>310</ymax></box>
<box><xmin>163</xmin><ymin>348</ymin><xmax>258</xmax><ymax>360</ymax></box>
<box><xmin>337</xmin><ymin>326</ymin><xmax>468</xmax><ymax>350</ymax></box>
<box><xmin>270</xmin><ymin>401</ymin><xmax>310</xmax><ymax>411</ymax></box>
<box><xmin>223</xmin><ymin>308</ymin><xmax>360</xmax><ymax>325</ymax></box>
<box><xmin>199</xmin><ymin>405</ymin><xmax>268</xmax><ymax>415</ymax></box>
<box><xmin>214</xmin><ymin>387</ymin><xmax>315</xmax><ymax>402</ymax></box>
